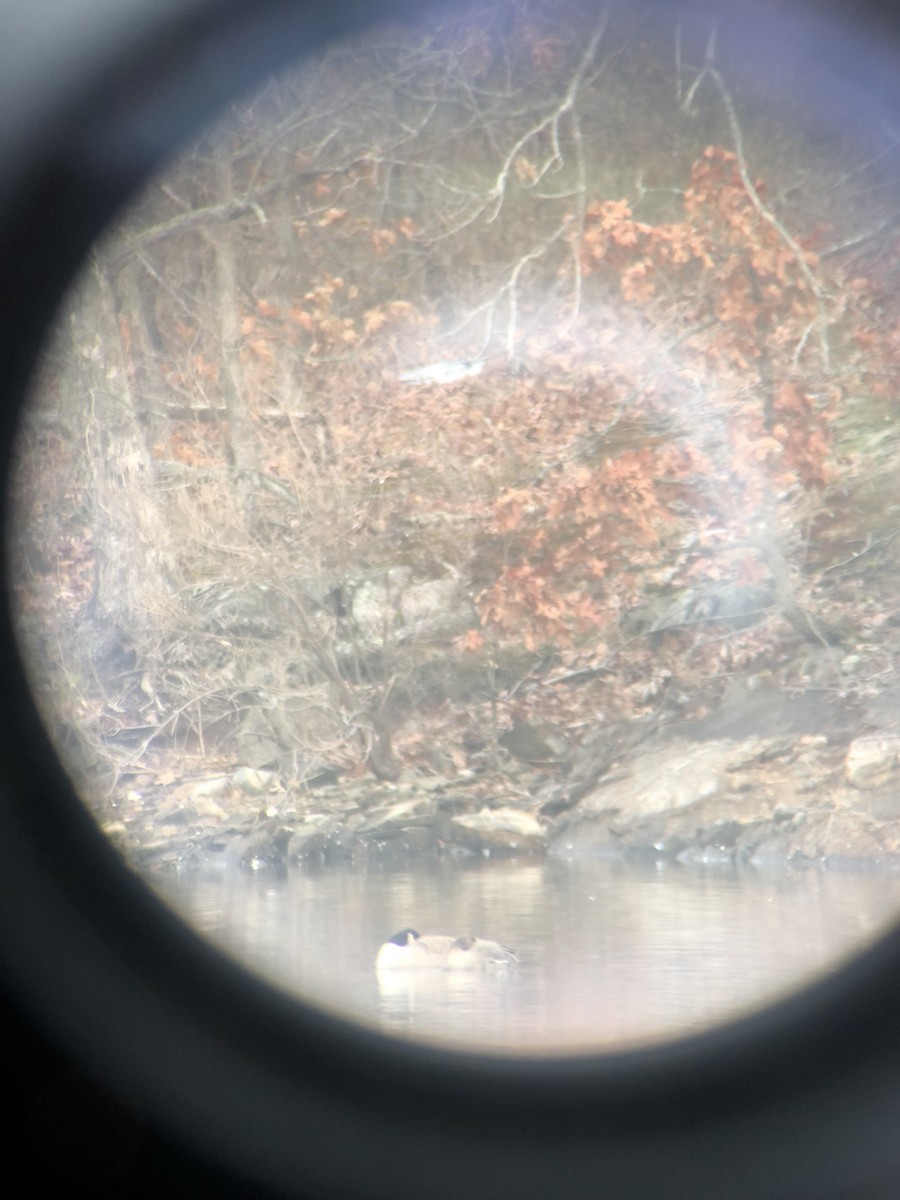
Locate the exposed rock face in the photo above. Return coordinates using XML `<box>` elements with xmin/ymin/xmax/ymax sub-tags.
<box><xmin>450</xmin><ymin>807</ymin><xmax>546</xmax><ymax>856</ymax></box>
<box><xmin>548</xmin><ymin>729</ymin><xmax>900</xmax><ymax>867</ymax></box>
<box><xmin>571</xmin><ymin>739</ymin><xmax>736</xmax><ymax>820</ymax></box>
<box><xmin>845</xmin><ymin>734</ymin><xmax>900</xmax><ymax>790</ymax></box>
<box><xmin>348</xmin><ymin>568</ymin><xmax>475</xmax><ymax>647</ymax></box>
<box><xmin>549</xmin><ymin>736</ymin><xmax>776</xmax><ymax>861</ymax></box>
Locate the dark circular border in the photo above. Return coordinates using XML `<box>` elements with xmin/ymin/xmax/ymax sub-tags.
<box><xmin>2</xmin><ymin>2</ymin><xmax>900</xmax><ymax>1197</ymax></box>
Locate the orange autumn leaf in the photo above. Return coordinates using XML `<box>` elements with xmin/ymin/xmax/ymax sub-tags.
<box><xmin>457</xmin><ymin>629</ymin><xmax>485</xmax><ymax>653</ymax></box>
<box><xmin>289</xmin><ymin>309</ymin><xmax>314</xmax><ymax>330</ymax></box>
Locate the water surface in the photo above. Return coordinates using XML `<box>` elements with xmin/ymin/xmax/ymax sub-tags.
<box><xmin>156</xmin><ymin>857</ymin><xmax>900</xmax><ymax>1054</ymax></box>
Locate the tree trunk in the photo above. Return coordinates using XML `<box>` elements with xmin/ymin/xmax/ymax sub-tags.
<box><xmin>210</xmin><ymin>138</ymin><xmax>259</xmax><ymax>529</ymax></box>
<box><xmin>81</xmin><ymin>259</ymin><xmax>179</xmax><ymax>668</ymax></box>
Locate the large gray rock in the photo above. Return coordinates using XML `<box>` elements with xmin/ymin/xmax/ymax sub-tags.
<box><xmin>546</xmin><ymin>735</ymin><xmax>878</xmax><ymax>865</ymax></box>
<box><xmin>846</xmin><ymin>734</ymin><xmax>900</xmax><ymax>790</ymax></box>
<box><xmin>571</xmin><ymin>739</ymin><xmax>760</xmax><ymax>821</ymax></box>
<box><xmin>451</xmin><ymin>806</ymin><xmax>546</xmax><ymax>856</ymax></box>
<box><xmin>350</xmin><ymin>567</ymin><xmax>475</xmax><ymax>646</ymax></box>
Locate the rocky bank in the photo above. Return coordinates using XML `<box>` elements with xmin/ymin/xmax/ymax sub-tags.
<box><xmin>105</xmin><ymin>680</ymin><xmax>900</xmax><ymax>876</ymax></box>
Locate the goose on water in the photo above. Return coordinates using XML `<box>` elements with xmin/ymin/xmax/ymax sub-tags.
<box><xmin>375</xmin><ymin>929</ymin><xmax>457</xmax><ymax>970</ymax></box>
<box><xmin>376</xmin><ymin>929</ymin><xmax>517</xmax><ymax>971</ymax></box>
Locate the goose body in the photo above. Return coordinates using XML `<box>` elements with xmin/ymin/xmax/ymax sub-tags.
<box><xmin>375</xmin><ymin>928</ymin><xmax>457</xmax><ymax>970</ymax></box>
<box><xmin>445</xmin><ymin>936</ymin><xmax>517</xmax><ymax>971</ymax></box>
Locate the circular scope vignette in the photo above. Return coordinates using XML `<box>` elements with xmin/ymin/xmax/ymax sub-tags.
<box><xmin>4</xmin><ymin>2</ymin><xmax>900</xmax><ymax>1198</ymax></box>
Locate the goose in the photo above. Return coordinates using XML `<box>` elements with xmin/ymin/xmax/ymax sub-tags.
<box><xmin>375</xmin><ymin>928</ymin><xmax>457</xmax><ymax>970</ymax></box>
<box><xmin>445</xmin><ymin>935</ymin><xmax>517</xmax><ymax>971</ymax></box>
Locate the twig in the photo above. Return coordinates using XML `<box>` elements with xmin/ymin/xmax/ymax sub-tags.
<box><xmin>486</xmin><ymin>8</ymin><xmax>610</xmax><ymax>223</ymax></box>
<box><xmin>682</xmin><ymin>48</ymin><xmax>831</xmax><ymax>368</ymax></box>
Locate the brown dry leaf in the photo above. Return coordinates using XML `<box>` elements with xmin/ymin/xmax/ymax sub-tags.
<box><xmin>248</xmin><ymin>338</ymin><xmax>273</xmax><ymax>362</ymax></box>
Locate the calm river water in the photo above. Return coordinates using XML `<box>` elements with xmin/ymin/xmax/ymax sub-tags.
<box><xmin>156</xmin><ymin>856</ymin><xmax>900</xmax><ymax>1054</ymax></box>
